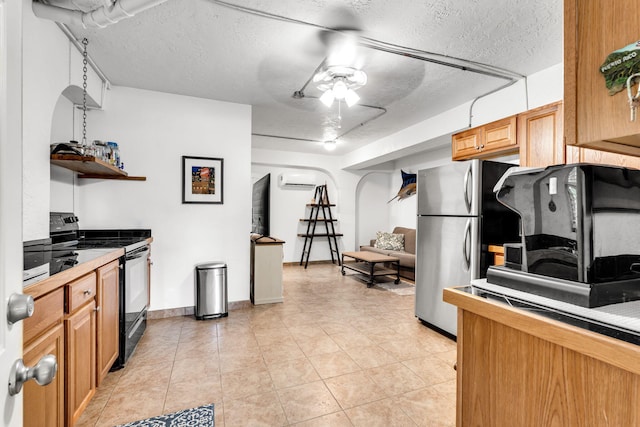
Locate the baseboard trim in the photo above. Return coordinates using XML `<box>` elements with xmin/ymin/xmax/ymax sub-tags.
<box><xmin>283</xmin><ymin>260</ymin><xmax>338</xmax><ymax>267</ymax></box>
<box><xmin>147</xmin><ymin>300</ymin><xmax>251</xmax><ymax>319</ymax></box>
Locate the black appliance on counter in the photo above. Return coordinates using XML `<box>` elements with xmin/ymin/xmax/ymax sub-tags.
<box><xmin>24</xmin><ymin>213</ymin><xmax>151</xmax><ymax>370</ymax></box>
<box><xmin>487</xmin><ymin>163</ymin><xmax>640</xmax><ymax>307</ymax></box>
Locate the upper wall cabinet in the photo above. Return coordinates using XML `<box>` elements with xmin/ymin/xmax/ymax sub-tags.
<box><xmin>565</xmin><ymin>0</ymin><xmax>640</xmax><ymax>156</ymax></box>
<box><xmin>518</xmin><ymin>102</ymin><xmax>564</xmax><ymax>168</ymax></box>
<box><xmin>566</xmin><ymin>144</ymin><xmax>640</xmax><ymax>169</ymax></box>
<box><xmin>452</xmin><ymin>116</ymin><xmax>518</xmax><ymax>161</ymax></box>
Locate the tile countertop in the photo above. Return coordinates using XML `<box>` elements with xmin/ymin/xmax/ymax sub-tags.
<box><xmin>24</xmin><ymin>247</ymin><xmax>124</xmax><ymax>299</ymax></box>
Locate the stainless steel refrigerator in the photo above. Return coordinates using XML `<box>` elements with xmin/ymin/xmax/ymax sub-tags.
<box><xmin>415</xmin><ymin>159</ymin><xmax>520</xmax><ymax>337</ymax></box>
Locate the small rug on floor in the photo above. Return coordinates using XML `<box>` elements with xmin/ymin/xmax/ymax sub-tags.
<box><xmin>373</xmin><ymin>281</ymin><xmax>415</xmax><ymax>295</ymax></box>
<box><xmin>114</xmin><ymin>404</ymin><xmax>214</xmax><ymax>427</ymax></box>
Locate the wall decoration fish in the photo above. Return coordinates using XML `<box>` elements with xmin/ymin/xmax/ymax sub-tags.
<box><xmin>388</xmin><ymin>170</ymin><xmax>417</xmax><ymax>203</ymax></box>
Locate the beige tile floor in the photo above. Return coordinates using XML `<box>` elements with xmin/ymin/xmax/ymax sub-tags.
<box><xmin>77</xmin><ymin>263</ymin><xmax>457</xmax><ymax>427</ymax></box>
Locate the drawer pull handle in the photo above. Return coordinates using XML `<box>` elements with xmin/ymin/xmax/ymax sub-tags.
<box><xmin>83</xmin><ymin>290</ymin><xmax>92</xmax><ymax>296</ymax></box>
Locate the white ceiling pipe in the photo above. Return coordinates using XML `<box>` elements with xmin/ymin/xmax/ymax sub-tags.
<box><xmin>43</xmin><ymin>0</ymin><xmax>114</xmax><ymax>12</ymax></box>
<box><xmin>32</xmin><ymin>0</ymin><xmax>168</xmax><ymax>29</ymax></box>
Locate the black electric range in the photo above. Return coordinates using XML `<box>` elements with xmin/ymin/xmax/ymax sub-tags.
<box><xmin>23</xmin><ymin>241</ymin><xmax>119</xmax><ymax>286</ymax></box>
<box><xmin>23</xmin><ymin>214</ymin><xmax>151</xmax><ymax>285</ymax></box>
<box><xmin>50</xmin><ymin>213</ymin><xmax>151</xmax><ymax>251</ymax></box>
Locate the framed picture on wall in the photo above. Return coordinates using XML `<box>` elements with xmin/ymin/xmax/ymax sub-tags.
<box><xmin>182</xmin><ymin>156</ymin><xmax>224</xmax><ymax>204</ymax></box>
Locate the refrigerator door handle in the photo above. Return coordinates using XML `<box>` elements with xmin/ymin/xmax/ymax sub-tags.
<box><xmin>463</xmin><ymin>219</ymin><xmax>471</xmax><ymax>271</ymax></box>
<box><xmin>463</xmin><ymin>165</ymin><xmax>472</xmax><ymax>213</ymax></box>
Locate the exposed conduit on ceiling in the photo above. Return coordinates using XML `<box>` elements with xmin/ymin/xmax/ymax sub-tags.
<box><xmin>466</xmin><ymin>77</ymin><xmax>530</xmax><ymax>129</ymax></box>
<box><xmin>32</xmin><ymin>0</ymin><xmax>169</xmax><ymax>29</ymax></box>
<box><xmin>254</xmin><ymin>103</ymin><xmax>387</xmax><ymax>146</ymax></box>
<box><xmin>210</xmin><ymin>0</ymin><xmax>528</xmax><ymax>142</ymax></box>
<box><xmin>208</xmin><ymin>0</ymin><xmax>526</xmax><ymax>82</ymax></box>
<box><xmin>56</xmin><ymin>22</ymin><xmax>111</xmax><ymax>89</ymax></box>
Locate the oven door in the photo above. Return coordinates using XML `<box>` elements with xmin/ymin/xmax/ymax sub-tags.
<box><xmin>125</xmin><ymin>245</ymin><xmax>149</xmax><ymax>328</ymax></box>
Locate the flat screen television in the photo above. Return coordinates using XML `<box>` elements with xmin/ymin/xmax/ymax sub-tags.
<box><xmin>251</xmin><ymin>173</ymin><xmax>270</xmax><ymax>236</ymax></box>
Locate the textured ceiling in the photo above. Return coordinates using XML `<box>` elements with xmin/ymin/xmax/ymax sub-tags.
<box><xmin>61</xmin><ymin>0</ymin><xmax>563</xmax><ymax>155</ymax></box>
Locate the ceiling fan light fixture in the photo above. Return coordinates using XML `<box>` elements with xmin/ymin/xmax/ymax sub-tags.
<box><xmin>324</xmin><ymin>140</ymin><xmax>337</xmax><ymax>151</ymax></box>
<box><xmin>332</xmin><ymin>79</ymin><xmax>348</xmax><ymax>100</ymax></box>
<box><xmin>319</xmin><ymin>89</ymin><xmax>335</xmax><ymax>107</ymax></box>
<box><xmin>314</xmin><ymin>65</ymin><xmax>367</xmax><ymax>108</ymax></box>
<box><xmin>344</xmin><ymin>88</ymin><xmax>360</xmax><ymax>107</ymax></box>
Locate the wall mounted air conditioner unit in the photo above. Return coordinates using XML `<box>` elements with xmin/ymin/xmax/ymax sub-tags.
<box><xmin>279</xmin><ymin>173</ymin><xmax>317</xmax><ymax>188</ymax></box>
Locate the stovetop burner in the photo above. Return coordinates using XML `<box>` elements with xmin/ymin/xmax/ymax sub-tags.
<box><xmin>23</xmin><ymin>244</ymin><xmax>120</xmax><ymax>286</ymax></box>
<box><xmin>23</xmin><ymin>212</ymin><xmax>152</xmax><ymax>287</ymax></box>
<box><xmin>50</xmin><ymin>212</ymin><xmax>151</xmax><ymax>251</ymax></box>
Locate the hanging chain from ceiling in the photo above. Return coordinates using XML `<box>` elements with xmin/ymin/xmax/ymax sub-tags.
<box><xmin>81</xmin><ymin>37</ymin><xmax>89</xmax><ymax>147</ymax></box>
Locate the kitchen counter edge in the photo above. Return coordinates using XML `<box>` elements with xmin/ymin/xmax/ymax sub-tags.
<box><xmin>443</xmin><ymin>286</ymin><xmax>640</xmax><ymax>376</ymax></box>
<box><xmin>24</xmin><ymin>247</ymin><xmax>127</xmax><ymax>299</ymax></box>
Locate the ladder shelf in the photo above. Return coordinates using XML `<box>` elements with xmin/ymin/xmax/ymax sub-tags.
<box><xmin>299</xmin><ymin>185</ymin><xmax>341</xmax><ymax>268</ymax></box>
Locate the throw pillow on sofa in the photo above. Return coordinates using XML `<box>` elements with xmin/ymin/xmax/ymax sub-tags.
<box><xmin>374</xmin><ymin>231</ymin><xmax>404</xmax><ymax>251</ymax></box>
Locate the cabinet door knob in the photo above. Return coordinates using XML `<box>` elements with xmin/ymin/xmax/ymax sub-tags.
<box><xmin>94</xmin><ymin>306</ymin><xmax>101</xmax><ymax>312</ymax></box>
<box><xmin>83</xmin><ymin>289</ymin><xmax>92</xmax><ymax>296</ymax></box>
<box><xmin>8</xmin><ymin>355</ymin><xmax>57</xmax><ymax>396</ymax></box>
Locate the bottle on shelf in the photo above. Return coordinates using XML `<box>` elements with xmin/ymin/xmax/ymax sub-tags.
<box><xmin>106</xmin><ymin>141</ymin><xmax>120</xmax><ymax>168</ymax></box>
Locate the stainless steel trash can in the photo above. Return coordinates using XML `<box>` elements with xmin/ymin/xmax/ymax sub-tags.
<box><xmin>195</xmin><ymin>262</ymin><xmax>228</xmax><ymax>319</ymax></box>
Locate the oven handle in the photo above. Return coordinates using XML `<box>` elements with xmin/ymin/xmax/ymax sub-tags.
<box><xmin>128</xmin><ymin>314</ymin><xmax>146</xmax><ymax>339</ymax></box>
<box><xmin>125</xmin><ymin>246</ymin><xmax>149</xmax><ymax>261</ymax></box>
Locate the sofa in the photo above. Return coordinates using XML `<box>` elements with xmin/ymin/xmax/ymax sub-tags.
<box><xmin>359</xmin><ymin>226</ymin><xmax>416</xmax><ymax>280</ymax></box>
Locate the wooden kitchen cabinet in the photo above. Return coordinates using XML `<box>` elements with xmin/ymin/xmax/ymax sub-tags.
<box><xmin>451</xmin><ymin>127</ymin><xmax>482</xmax><ymax>160</ymax></box>
<box><xmin>23</xmin><ymin>287</ymin><xmax>64</xmax><ymax>427</ymax></box>
<box><xmin>566</xmin><ymin>144</ymin><xmax>640</xmax><ymax>169</ymax></box>
<box><xmin>452</xmin><ymin>116</ymin><xmax>518</xmax><ymax>160</ymax></box>
<box><xmin>250</xmin><ymin>236</ymin><xmax>285</xmax><ymax>305</ymax></box>
<box><xmin>24</xmin><ymin>323</ymin><xmax>65</xmax><ymax>427</ymax></box>
<box><xmin>24</xmin><ymin>250</ymin><xmax>123</xmax><ymax>427</ymax></box>
<box><xmin>565</xmin><ymin>0</ymin><xmax>640</xmax><ymax>156</ymax></box>
<box><xmin>518</xmin><ymin>101</ymin><xmax>564</xmax><ymax>167</ymax></box>
<box><xmin>516</xmin><ymin>99</ymin><xmax>640</xmax><ymax>168</ymax></box>
<box><xmin>65</xmin><ymin>299</ymin><xmax>96</xmax><ymax>426</ymax></box>
<box><xmin>96</xmin><ymin>260</ymin><xmax>119</xmax><ymax>386</ymax></box>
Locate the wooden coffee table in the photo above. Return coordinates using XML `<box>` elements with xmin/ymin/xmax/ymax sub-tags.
<box><xmin>341</xmin><ymin>251</ymin><xmax>400</xmax><ymax>287</ymax></box>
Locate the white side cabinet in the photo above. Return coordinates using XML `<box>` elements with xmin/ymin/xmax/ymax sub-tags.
<box><xmin>250</xmin><ymin>235</ymin><xmax>285</xmax><ymax>304</ymax></box>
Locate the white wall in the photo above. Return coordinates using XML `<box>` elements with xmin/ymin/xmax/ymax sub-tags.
<box><xmin>22</xmin><ymin>0</ymin><xmax>104</xmax><ymax>241</ymax></box>
<box><xmin>50</xmin><ymin>95</ymin><xmax>76</xmax><ymax>213</ymax></box>
<box><xmin>355</xmin><ymin>172</ymin><xmax>391</xmax><ymax>248</ymax></box>
<box><xmin>76</xmin><ymin>86</ymin><xmax>252</xmax><ymax>309</ymax></box>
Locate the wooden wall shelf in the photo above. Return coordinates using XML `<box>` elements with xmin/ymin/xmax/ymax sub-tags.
<box><xmin>50</xmin><ymin>154</ymin><xmax>146</xmax><ymax>181</ymax></box>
